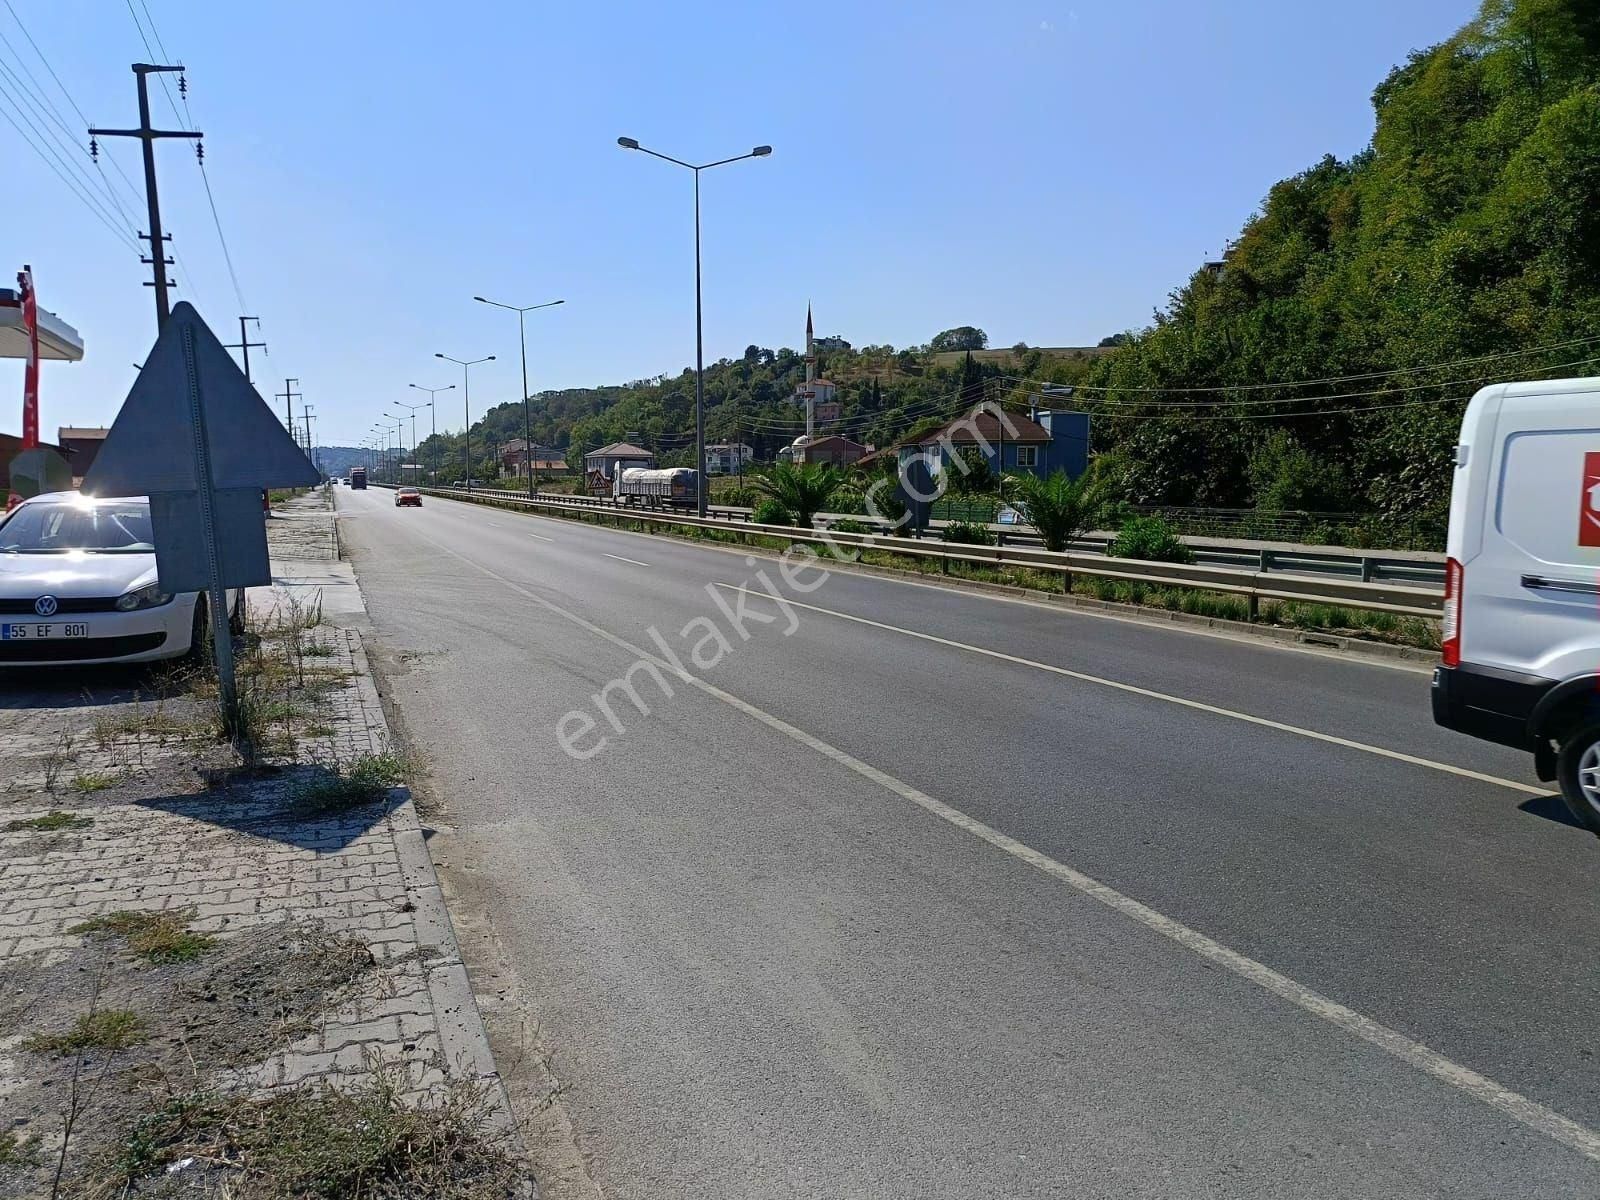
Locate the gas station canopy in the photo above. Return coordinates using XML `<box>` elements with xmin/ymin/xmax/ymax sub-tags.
<box><xmin>0</xmin><ymin>288</ymin><xmax>84</xmax><ymax>361</ymax></box>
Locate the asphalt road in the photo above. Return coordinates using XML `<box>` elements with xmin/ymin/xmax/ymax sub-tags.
<box><xmin>337</xmin><ymin>486</ymin><xmax>1600</xmax><ymax>1199</ymax></box>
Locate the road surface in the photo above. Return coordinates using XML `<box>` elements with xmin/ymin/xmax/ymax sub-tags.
<box><xmin>336</xmin><ymin>486</ymin><xmax>1600</xmax><ymax>1199</ymax></box>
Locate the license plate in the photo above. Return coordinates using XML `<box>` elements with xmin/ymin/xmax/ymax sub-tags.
<box><xmin>1</xmin><ymin>622</ymin><xmax>89</xmax><ymax>640</ymax></box>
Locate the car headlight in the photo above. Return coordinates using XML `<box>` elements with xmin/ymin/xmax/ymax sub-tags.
<box><xmin>115</xmin><ymin>583</ymin><xmax>173</xmax><ymax>611</ymax></box>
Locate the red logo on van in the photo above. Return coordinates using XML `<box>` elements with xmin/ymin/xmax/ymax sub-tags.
<box><xmin>1582</xmin><ymin>453</ymin><xmax>1600</xmax><ymax>547</ymax></box>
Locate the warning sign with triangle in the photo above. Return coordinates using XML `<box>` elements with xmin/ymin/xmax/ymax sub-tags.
<box><xmin>84</xmin><ymin>302</ymin><xmax>319</xmax><ymax>496</ymax></box>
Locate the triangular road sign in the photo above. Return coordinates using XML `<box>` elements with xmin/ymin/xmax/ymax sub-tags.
<box><xmin>83</xmin><ymin>302</ymin><xmax>320</xmax><ymax>496</ymax></box>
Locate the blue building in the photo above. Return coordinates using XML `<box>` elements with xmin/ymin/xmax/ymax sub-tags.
<box><xmin>897</xmin><ymin>405</ymin><xmax>1089</xmax><ymax>481</ymax></box>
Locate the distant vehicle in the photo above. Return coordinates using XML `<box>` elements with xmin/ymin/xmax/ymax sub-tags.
<box><xmin>395</xmin><ymin>487</ymin><xmax>422</xmax><ymax>508</ymax></box>
<box><xmin>1432</xmin><ymin>375</ymin><xmax>1600</xmax><ymax>833</ymax></box>
<box><xmin>0</xmin><ymin>492</ymin><xmax>242</xmax><ymax>666</ymax></box>
<box><xmin>349</xmin><ymin>467</ymin><xmax>367</xmax><ymax>490</ymax></box>
<box><xmin>614</xmin><ymin>466</ymin><xmax>700</xmax><ymax>508</ymax></box>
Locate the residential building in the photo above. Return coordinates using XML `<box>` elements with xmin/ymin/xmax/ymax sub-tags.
<box><xmin>500</xmin><ymin>438</ymin><xmax>569</xmax><ymax>477</ymax></box>
<box><xmin>704</xmin><ymin>442</ymin><xmax>755</xmax><ymax>474</ymax></box>
<box><xmin>583</xmin><ymin>441</ymin><xmax>655</xmax><ymax>480</ymax></box>
<box><xmin>897</xmin><ymin>406</ymin><xmax>1089</xmax><ymax>480</ymax></box>
<box><xmin>794</xmin><ymin>434</ymin><xmax>869</xmax><ymax>467</ymax></box>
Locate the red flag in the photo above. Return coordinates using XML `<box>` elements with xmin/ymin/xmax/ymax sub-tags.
<box><xmin>19</xmin><ymin>265</ymin><xmax>39</xmax><ymax>450</ymax></box>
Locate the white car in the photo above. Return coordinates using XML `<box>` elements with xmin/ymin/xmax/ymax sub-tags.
<box><xmin>0</xmin><ymin>492</ymin><xmax>242</xmax><ymax>667</ymax></box>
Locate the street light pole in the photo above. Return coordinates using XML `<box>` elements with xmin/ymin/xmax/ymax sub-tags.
<box><xmin>409</xmin><ymin>383</ymin><xmax>454</xmax><ymax>484</ymax></box>
<box><xmin>474</xmin><ymin>295</ymin><xmax>564</xmax><ymax>499</ymax></box>
<box><xmin>435</xmin><ymin>353</ymin><xmax>495</xmax><ymax>492</ymax></box>
<box><xmin>617</xmin><ymin>136</ymin><xmax>771</xmax><ymax>517</ymax></box>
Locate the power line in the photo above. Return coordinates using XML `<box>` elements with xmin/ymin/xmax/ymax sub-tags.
<box><xmin>1000</xmin><ymin>331</ymin><xmax>1600</xmax><ymax>400</ymax></box>
<box><xmin>0</xmin><ymin>90</ymin><xmax>140</xmax><ymax>253</ymax></box>
<box><xmin>123</xmin><ymin>0</ymin><xmax>183</xmax><ymax>125</ymax></box>
<box><xmin>0</xmin><ymin>67</ymin><xmax>139</xmax><ymax>242</ymax></box>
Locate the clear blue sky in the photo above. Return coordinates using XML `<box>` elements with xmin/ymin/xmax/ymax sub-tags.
<box><xmin>5</xmin><ymin>0</ymin><xmax>1473</xmax><ymax>448</ymax></box>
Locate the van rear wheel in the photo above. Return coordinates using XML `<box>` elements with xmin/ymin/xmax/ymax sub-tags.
<box><xmin>1556</xmin><ymin>723</ymin><xmax>1600</xmax><ymax>835</ymax></box>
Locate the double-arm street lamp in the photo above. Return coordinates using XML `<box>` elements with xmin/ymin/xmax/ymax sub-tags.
<box><xmin>617</xmin><ymin>136</ymin><xmax>771</xmax><ymax>516</ymax></box>
<box><xmin>408</xmin><ymin>383</ymin><xmax>454</xmax><ymax>484</ymax></box>
<box><xmin>383</xmin><ymin>412</ymin><xmax>408</xmax><ymax>481</ymax></box>
<box><xmin>435</xmin><ymin>353</ymin><xmax>495</xmax><ymax>492</ymax></box>
<box><xmin>474</xmin><ymin>295</ymin><xmax>564</xmax><ymax>499</ymax></box>
<box><xmin>393</xmin><ymin>400</ymin><xmax>432</xmax><ymax>486</ymax></box>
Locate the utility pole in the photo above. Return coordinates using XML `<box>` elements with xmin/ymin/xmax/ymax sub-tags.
<box><xmin>223</xmin><ymin>317</ymin><xmax>266</xmax><ymax>384</ymax></box>
<box><xmin>302</xmin><ymin>406</ymin><xmax>317</xmax><ymax>474</ymax></box>
<box><xmin>275</xmin><ymin>378</ymin><xmax>301</xmax><ymax>442</ymax></box>
<box><xmin>89</xmin><ymin>65</ymin><xmax>200</xmax><ymax>331</ymax></box>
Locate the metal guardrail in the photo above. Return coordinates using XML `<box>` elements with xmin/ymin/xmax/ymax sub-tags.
<box><xmin>420</xmin><ymin>485</ymin><xmax>1444</xmax><ymax>588</ymax></box>
<box><xmin>382</xmin><ymin>483</ymin><xmax>1443</xmax><ymax>620</ymax></box>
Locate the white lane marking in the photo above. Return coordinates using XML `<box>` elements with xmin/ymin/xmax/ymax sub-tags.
<box><xmin>603</xmin><ymin>553</ymin><xmax>650</xmax><ymax>567</ymax></box>
<box><xmin>404</xmin><ymin>527</ymin><xmax>1600</xmax><ymax>1163</ymax></box>
<box><xmin>717</xmin><ymin>584</ymin><xmax>1542</xmax><ymax>797</ymax></box>
<box><xmin>527</xmin><ymin>531</ymin><xmax>555</xmax><ymax>543</ymax></box>
<box><xmin>436</xmin><ymin>493</ymin><xmax>1430</xmax><ymax>674</ymax></box>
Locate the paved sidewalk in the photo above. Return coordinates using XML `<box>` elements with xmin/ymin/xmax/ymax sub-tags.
<box><xmin>0</xmin><ymin>491</ymin><xmax>521</xmax><ymax>1195</ymax></box>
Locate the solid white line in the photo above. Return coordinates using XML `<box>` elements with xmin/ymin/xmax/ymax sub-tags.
<box><xmin>717</xmin><ymin>583</ymin><xmax>1542</xmax><ymax>797</ymax></box>
<box><xmin>603</xmin><ymin>553</ymin><xmax>650</xmax><ymax>567</ymax></box>
<box><xmin>527</xmin><ymin>532</ymin><xmax>556</xmax><ymax>543</ymax></box>
<box><xmin>403</xmin><ymin>527</ymin><xmax>1599</xmax><ymax>1163</ymax></box>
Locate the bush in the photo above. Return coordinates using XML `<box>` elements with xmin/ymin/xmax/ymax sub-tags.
<box><xmin>751</xmin><ymin>497</ymin><xmax>792</xmax><ymax>526</ymax></box>
<box><xmin>1107</xmin><ymin>516</ymin><xmax>1195</xmax><ymax>563</ymax></box>
<box><xmin>827</xmin><ymin>518</ymin><xmax>871</xmax><ymax>535</ymax></box>
<box><xmin>718</xmin><ymin>486</ymin><xmax>758</xmax><ymax>507</ymax></box>
<box><xmin>944</xmin><ymin>520</ymin><xmax>996</xmax><ymax>545</ymax></box>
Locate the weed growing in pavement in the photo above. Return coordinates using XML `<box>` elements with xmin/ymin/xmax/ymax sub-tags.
<box><xmin>5</xmin><ymin>810</ymin><xmax>94</xmax><ymax>832</ymax></box>
<box><xmin>24</xmin><ymin>1010</ymin><xmax>147</xmax><ymax>1056</ymax></box>
<box><xmin>292</xmin><ymin>751</ymin><xmax>412</xmax><ymax>813</ymax></box>
<box><xmin>70</xmin><ymin>771</ymin><xmax>123</xmax><ymax>795</ymax></box>
<box><xmin>70</xmin><ymin>910</ymin><xmax>217</xmax><ymax>965</ymax></box>
<box><xmin>100</xmin><ymin>1067</ymin><xmax>526</xmax><ymax>1200</ymax></box>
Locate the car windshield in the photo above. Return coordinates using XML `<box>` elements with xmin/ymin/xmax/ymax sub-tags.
<box><xmin>0</xmin><ymin>500</ymin><xmax>155</xmax><ymax>554</ymax></box>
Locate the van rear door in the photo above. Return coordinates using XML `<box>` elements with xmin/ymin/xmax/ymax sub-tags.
<box><xmin>1471</xmin><ymin>382</ymin><xmax>1600</xmax><ymax>681</ymax></box>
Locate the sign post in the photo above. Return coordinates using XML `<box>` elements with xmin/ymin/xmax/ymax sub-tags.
<box><xmin>84</xmin><ymin>303</ymin><xmax>319</xmax><ymax>736</ymax></box>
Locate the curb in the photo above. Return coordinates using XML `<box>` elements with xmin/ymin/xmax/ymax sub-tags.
<box><xmin>343</xmin><ymin>576</ymin><xmax>523</xmax><ymax>1141</ymax></box>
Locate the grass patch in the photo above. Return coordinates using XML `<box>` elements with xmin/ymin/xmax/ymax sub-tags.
<box><xmin>106</xmin><ymin>1072</ymin><xmax>524</xmax><ymax>1200</ymax></box>
<box><xmin>23</xmin><ymin>1009</ymin><xmax>146</xmax><ymax>1055</ymax></box>
<box><xmin>71</xmin><ymin>910</ymin><xmax>217</xmax><ymax>964</ymax></box>
<box><xmin>71</xmin><ymin>770</ymin><xmax>122</xmax><ymax>795</ymax></box>
<box><xmin>294</xmin><ymin>752</ymin><xmax>411</xmax><ymax>814</ymax></box>
<box><xmin>0</xmin><ymin>1129</ymin><xmax>42</xmax><ymax>1167</ymax></box>
<box><xmin>4</xmin><ymin>809</ymin><xmax>94</xmax><ymax>833</ymax></box>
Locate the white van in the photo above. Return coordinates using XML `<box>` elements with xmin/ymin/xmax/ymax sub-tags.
<box><xmin>1433</xmin><ymin>375</ymin><xmax>1600</xmax><ymax>834</ymax></box>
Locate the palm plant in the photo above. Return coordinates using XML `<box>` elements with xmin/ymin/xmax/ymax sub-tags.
<box><xmin>1004</xmin><ymin>468</ymin><xmax>1109</xmax><ymax>588</ymax></box>
<box><xmin>750</xmin><ymin>462</ymin><xmax>844</xmax><ymax>529</ymax></box>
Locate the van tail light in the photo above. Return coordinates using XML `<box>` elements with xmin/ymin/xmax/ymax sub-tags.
<box><xmin>1441</xmin><ymin>556</ymin><xmax>1463</xmax><ymax>667</ymax></box>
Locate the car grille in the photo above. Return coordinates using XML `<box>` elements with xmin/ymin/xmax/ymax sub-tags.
<box><xmin>0</xmin><ymin>597</ymin><xmax>120</xmax><ymax>614</ymax></box>
<box><xmin>0</xmin><ymin>632</ymin><xmax>167</xmax><ymax>662</ymax></box>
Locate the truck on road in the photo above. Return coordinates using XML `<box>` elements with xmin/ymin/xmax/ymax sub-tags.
<box><xmin>349</xmin><ymin>466</ymin><xmax>367</xmax><ymax>490</ymax></box>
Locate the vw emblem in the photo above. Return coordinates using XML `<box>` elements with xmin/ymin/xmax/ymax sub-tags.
<box><xmin>34</xmin><ymin>595</ymin><xmax>58</xmax><ymax>617</ymax></box>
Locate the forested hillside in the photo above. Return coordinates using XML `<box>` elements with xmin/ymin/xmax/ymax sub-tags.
<box><xmin>1078</xmin><ymin>0</ymin><xmax>1600</xmax><ymax>528</ymax></box>
<box><xmin>418</xmin><ymin>0</ymin><xmax>1599</xmax><ymax>538</ymax></box>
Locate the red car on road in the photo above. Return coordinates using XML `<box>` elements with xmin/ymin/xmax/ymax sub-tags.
<box><xmin>394</xmin><ymin>487</ymin><xmax>422</xmax><ymax>508</ymax></box>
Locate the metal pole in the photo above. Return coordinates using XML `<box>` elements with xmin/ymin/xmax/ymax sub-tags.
<box><xmin>463</xmin><ymin>366</ymin><xmax>471</xmax><ymax>492</ymax></box>
<box><xmin>430</xmin><ymin>403</ymin><xmax>437</xmax><ymax>483</ymax></box>
<box><xmin>693</xmin><ymin>167</ymin><xmax>706</xmax><ymax>516</ymax></box>
<box><xmin>518</xmin><ymin>308</ymin><xmax>533</xmax><ymax>498</ymax></box>
<box><xmin>179</xmin><ymin>324</ymin><xmax>238</xmax><ymax>728</ymax></box>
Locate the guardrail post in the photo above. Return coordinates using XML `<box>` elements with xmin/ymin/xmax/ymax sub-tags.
<box><xmin>1359</xmin><ymin>556</ymin><xmax>1374</xmax><ymax>582</ymax></box>
<box><xmin>1247</xmin><ymin>592</ymin><xmax>1259</xmax><ymax>621</ymax></box>
<box><xmin>1259</xmin><ymin>549</ymin><xmax>1273</xmax><ymax>572</ymax></box>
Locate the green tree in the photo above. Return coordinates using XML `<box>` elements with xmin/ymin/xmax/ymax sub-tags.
<box><xmin>750</xmin><ymin>463</ymin><xmax>844</xmax><ymax>529</ymax></box>
<box><xmin>931</xmin><ymin>326</ymin><xmax>989</xmax><ymax>352</ymax></box>
<box><xmin>1004</xmin><ymin>469</ymin><xmax>1108</xmax><ymax>553</ymax></box>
